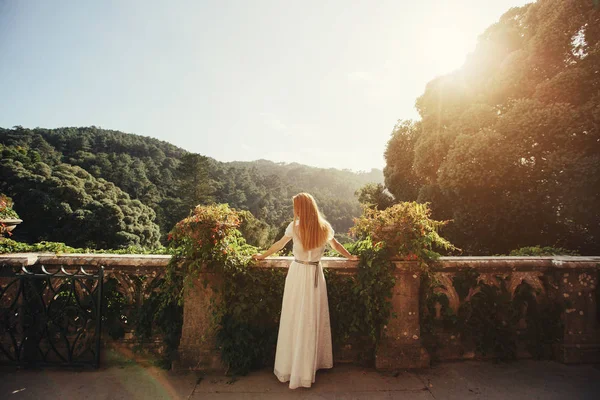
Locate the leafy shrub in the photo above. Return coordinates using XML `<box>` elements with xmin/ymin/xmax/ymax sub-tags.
<box><xmin>350</xmin><ymin>201</ymin><xmax>457</xmax><ymax>262</ymax></box>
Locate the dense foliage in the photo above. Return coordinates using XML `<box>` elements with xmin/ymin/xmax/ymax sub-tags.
<box><xmin>0</xmin><ymin>126</ymin><xmax>382</xmax><ymax>249</ymax></box>
<box><xmin>384</xmin><ymin>0</ymin><xmax>600</xmax><ymax>255</ymax></box>
<box><xmin>0</xmin><ymin>144</ymin><xmax>161</xmax><ymax>249</ymax></box>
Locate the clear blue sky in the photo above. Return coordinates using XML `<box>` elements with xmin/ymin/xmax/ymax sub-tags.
<box><xmin>0</xmin><ymin>0</ymin><xmax>532</xmax><ymax>171</ymax></box>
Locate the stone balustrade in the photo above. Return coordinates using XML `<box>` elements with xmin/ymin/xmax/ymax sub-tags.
<box><xmin>428</xmin><ymin>256</ymin><xmax>600</xmax><ymax>364</ymax></box>
<box><xmin>1</xmin><ymin>253</ymin><xmax>598</xmax><ymax>370</ymax></box>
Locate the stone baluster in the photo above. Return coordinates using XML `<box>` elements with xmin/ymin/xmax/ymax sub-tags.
<box><xmin>375</xmin><ymin>261</ymin><xmax>430</xmax><ymax>369</ymax></box>
<box><xmin>175</xmin><ymin>272</ymin><xmax>224</xmax><ymax>371</ymax></box>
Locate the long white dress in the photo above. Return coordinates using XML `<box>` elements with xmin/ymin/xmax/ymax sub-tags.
<box><xmin>273</xmin><ymin>221</ymin><xmax>334</xmax><ymax>389</ymax></box>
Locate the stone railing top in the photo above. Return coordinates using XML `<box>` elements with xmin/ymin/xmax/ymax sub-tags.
<box><xmin>0</xmin><ymin>252</ymin><xmax>171</xmax><ymax>271</ymax></box>
<box><xmin>0</xmin><ymin>253</ymin><xmax>598</xmax><ymax>273</ymax></box>
<box><xmin>432</xmin><ymin>256</ymin><xmax>600</xmax><ymax>271</ymax></box>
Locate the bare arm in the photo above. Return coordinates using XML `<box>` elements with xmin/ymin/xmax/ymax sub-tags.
<box><xmin>329</xmin><ymin>238</ymin><xmax>359</xmax><ymax>260</ymax></box>
<box><xmin>252</xmin><ymin>236</ymin><xmax>292</xmax><ymax>260</ymax></box>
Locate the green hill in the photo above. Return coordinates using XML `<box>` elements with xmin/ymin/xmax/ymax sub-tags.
<box><xmin>0</xmin><ymin>126</ymin><xmax>382</xmax><ymax>248</ymax></box>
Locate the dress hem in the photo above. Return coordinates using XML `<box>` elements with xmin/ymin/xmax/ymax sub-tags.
<box><xmin>274</xmin><ymin>365</ymin><xmax>334</xmax><ymax>389</ymax></box>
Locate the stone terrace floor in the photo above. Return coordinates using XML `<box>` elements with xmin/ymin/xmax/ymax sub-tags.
<box><xmin>1</xmin><ymin>349</ymin><xmax>599</xmax><ymax>400</ymax></box>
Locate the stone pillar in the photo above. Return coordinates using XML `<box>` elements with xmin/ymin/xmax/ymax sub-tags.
<box><xmin>375</xmin><ymin>261</ymin><xmax>430</xmax><ymax>370</ymax></box>
<box><xmin>173</xmin><ymin>272</ymin><xmax>224</xmax><ymax>371</ymax></box>
<box><xmin>556</xmin><ymin>265</ymin><xmax>600</xmax><ymax>364</ymax></box>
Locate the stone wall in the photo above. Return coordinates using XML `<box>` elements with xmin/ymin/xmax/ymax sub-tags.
<box><xmin>175</xmin><ymin>256</ymin><xmax>600</xmax><ymax>371</ymax></box>
<box><xmin>1</xmin><ymin>253</ymin><xmax>598</xmax><ymax>370</ymax></box>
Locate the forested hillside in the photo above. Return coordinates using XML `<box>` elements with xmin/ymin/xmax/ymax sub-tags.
<box><xmin>0</xmin><ymin>126</ymin><xmax>382</xmax><ymax>248</ymax></box>
<box><xmin>383</xmin><ymin>0</ymin><xmax>599</xmax><ymax>255</ymax></box>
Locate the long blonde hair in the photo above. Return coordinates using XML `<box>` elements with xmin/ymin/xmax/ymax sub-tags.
<box><xmin>292</xmin><ymin>193</ymin><xmax>330</xmax><ymax>250</ymax></box>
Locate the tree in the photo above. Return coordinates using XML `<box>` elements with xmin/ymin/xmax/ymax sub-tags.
<box><xmin>355</xmin><ymin>183</ymin><xmax>395</xmax><ymax>210</ymax></box>
<box><xmin>176</xmin><ymin>153</ymin><xmax>214</xmax><ymax>210</ymax></box>
<box><xmin>384</xmin><ymin>0</ymin><xmax>600</xmax><ymax>255</ymax></box>
<box><xmin>158</xmin><ymin>153</ymin><xmax>217</xmax><ymax>232</ymax></box>
<box><xmin>383</xmin><ymin>121</ymin><xmax>423</xmax><ymax>201</ymax></box>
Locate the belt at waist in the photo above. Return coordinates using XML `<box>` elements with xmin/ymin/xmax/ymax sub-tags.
<box><xmin>294</xmin><ymin>259</ymin><xmax>319</xmax><ymax>266</ymax></box>
<box><xmin>294</xmin><ymin>259</ymin><xmax>321</xmax><ymax>287</ymax></box>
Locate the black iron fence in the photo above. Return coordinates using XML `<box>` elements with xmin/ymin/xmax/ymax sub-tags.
<box><xmin>0</xmin><ymin>264</ymin><xmax>103</xmax><ymax>368</ymax></box>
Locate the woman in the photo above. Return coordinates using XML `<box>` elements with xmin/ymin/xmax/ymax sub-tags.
<box><xmin>253</xmin><ymin>193</ymin><xmax>358</xmax><ymax>389</ymax></box>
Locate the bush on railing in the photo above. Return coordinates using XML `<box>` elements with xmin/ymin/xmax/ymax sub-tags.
<box><xmin>350</xmin><ymin>202</ymin><xmax>458</xmax><ymax>263</ymax></box>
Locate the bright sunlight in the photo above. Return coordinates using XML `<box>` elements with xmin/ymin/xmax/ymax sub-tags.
<box><xmin>421</xmin><ymin>8</ymin><xmax>478</xmax><ymax>74</ymax></box>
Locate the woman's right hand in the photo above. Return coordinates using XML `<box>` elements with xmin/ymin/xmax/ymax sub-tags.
<box><xmin>252</xmin><ymin>254</ymin><xmax>265</xmax><ymax>260</ymax></box>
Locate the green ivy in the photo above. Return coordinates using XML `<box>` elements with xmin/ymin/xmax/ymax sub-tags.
<box><xmin>214</xmin><ymin>267</ymin><xmax>286</xmax><ymax>374</ymax></box>
<box><xmin>326</xmin><ymin>240</ymin><xmax>396</xmax><ymax>364</ymax></box>
<box><xmin>160</xmin><ymin>205</ymin><xmax>397</xmax><ymax>375</ymax></box>
<box><xmin>459</xmin><ymin>278</ymin><xmax>518</xmax><ymax>359</ymax></box>
<box><xmin>513</xmin><ymin>280</ymin><xmax>564</xmax><ymax>359</ymax></box>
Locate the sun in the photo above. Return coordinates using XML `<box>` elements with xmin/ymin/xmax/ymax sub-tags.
<box><xmin>423</xmin><ymin>24</ymin><xmax>475</xmax><ymax>75</ymax></box>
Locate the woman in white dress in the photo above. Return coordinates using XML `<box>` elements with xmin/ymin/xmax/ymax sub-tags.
<box><xmin>253</xmin><ymin>192</ymin><xmax>358</xmax><ymax>389</ymax></box>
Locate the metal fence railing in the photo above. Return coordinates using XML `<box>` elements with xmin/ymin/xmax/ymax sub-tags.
<box><xmin>0</xmin><ymin>264</ymin><xmax>103</xmax><ymax>368</ymax></box>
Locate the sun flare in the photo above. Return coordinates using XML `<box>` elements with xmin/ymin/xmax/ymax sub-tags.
<box><xmin>422</xmin><ymin>17</ymin><xmax>477</xmax><ymax>74</ymax></box>
<box><xmin>420</xmin><ymin>5</ymin><xmax>477</xmax><ymax>74</ymax></box>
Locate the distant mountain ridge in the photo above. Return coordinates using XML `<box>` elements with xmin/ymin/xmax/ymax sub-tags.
<box><xmin>0</xmin><ymin>126</ymin><xmax>382</xmax><ymax>247</ymax></box>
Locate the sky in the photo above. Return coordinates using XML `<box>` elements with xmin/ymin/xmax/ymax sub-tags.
<box><xmin>0</xmin><ymin>0</ymin><xmax>533</xmax><ymax>171</ymax></box>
